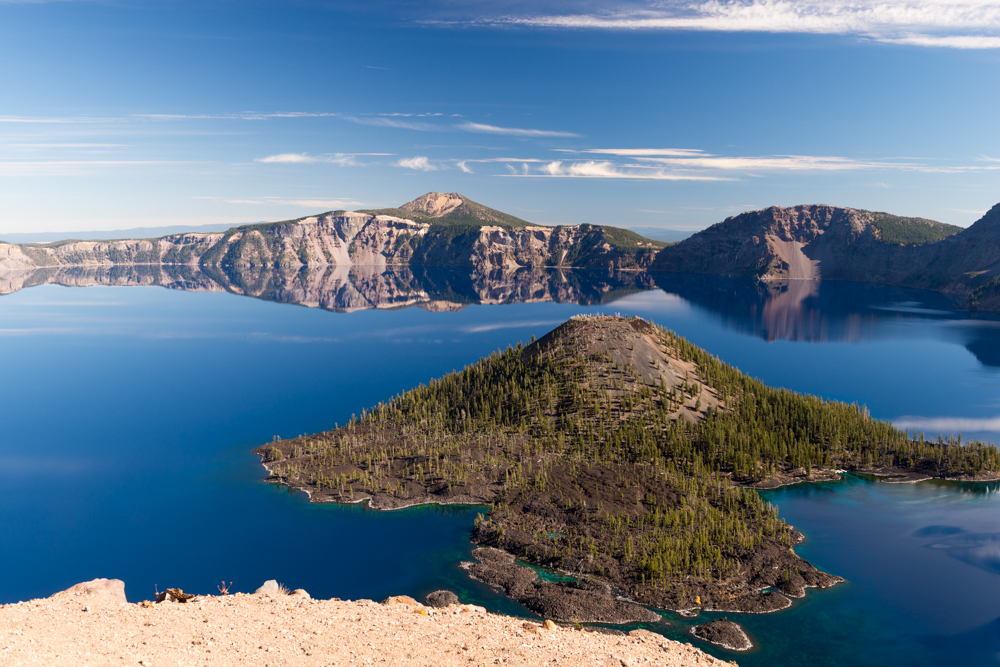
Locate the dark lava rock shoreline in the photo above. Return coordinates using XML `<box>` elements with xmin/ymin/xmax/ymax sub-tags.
<box><xmin>692</xmin><ymin>619</ymin><xmax>753</xmax><ymax>651</ymax></box>
<box><xmin>462</xmin><ymin>547</ymin><xmax>660</xmax><ymax>624</ymax></box>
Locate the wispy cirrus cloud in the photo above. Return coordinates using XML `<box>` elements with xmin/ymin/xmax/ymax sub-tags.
<box><xmin>527</xmin><ymin>160</ymin><xmax>731</xmax><ymax>180</ymax></box>
<box><xmin>567</xmin><ymin>148</ymin><xmax>707</xmax><ymax>157</ymax></box>
<box><xmin>346</xmin><ymin>116</ymin><xmax>579</xmax><ymax>137</ymax></box>
<box><xmin>345</xmin><ymin>117</ymin><xmax>442</xmax><ymax>132</ymax></box>
<box><xmin>397</xmin><ymin>156</ymin><xmax>438</xmax><ymax>171</ymax></box>
<box><xmin>555</xmin><ymin>148</ymin><xmax>1000</xmax><ymax>174</ymax></box>
<box><xmin>254</xmin><ymin>152</ymin><xmax>392</xmax><ymax>165</ymax></box>
<box><xmin>256</xmin><ymin>153</ymin><xmax>322</xmax><ymax>164</ymax></box>
<box><xmin>463</xmin><ymin>0</ymin><xmax>1000</xmax><ymax>49</ymax></box>
<box><xmin>457</xmin><ymin>122</ymin><xmax>580</xmax><ymax>138</ymax></box>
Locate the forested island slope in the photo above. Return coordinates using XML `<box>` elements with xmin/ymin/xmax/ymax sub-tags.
<box><xmin>256</xmin><ymin>316</ymin><xmax>999</xmax><ymax>621</ymax></box>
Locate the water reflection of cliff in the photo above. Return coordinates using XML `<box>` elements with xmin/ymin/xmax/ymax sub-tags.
<box><xmin>651</xmin><ymin>273</ymin><xmax>1000</xmax><ymax>367</ymax></box>
<box><xmin>0</xmin><ymin>264</ymin><xmax>658</xmax><ymax>312</ymax></box>
<box><xmin>7</xmin><ymin>265</ymin><xmax>1000</xmax><ymax>368</ymax></box>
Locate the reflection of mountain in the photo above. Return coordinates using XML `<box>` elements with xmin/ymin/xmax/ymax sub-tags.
<box><xmin>0</xmin><ymin>264</ymin><xmax>658</xmax><ymax>313</ymax></box>
<box><xmin>651</xmin><ymin>272</ymin><xmax>1000</xmax><ymax>367</ymax></box>
<box><xmin>9</xmin><ymin>264</ymin><xmax>1000</xmax><ymax>369</ymax></box>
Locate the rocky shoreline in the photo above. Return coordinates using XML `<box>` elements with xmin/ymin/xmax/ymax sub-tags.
<box><xmin>0</xmin><ymin>578</ymin><xmax>737</xmax><ymax>667</ymax></box>
<box><xmin>749</xmin><ymin>465</ymin><xmax>1000</xmax><ymax>490</ymax></box>
<box><xmin>691</xmin><ymin>619</ymin><xmax>753</xmax><ymax>652</ymax></box>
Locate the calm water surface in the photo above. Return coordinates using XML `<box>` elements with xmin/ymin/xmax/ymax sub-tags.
<box><xmin>2</xmin><ymin>271</ymin><xmax>1000</xmax><ymax>665</ymax></box>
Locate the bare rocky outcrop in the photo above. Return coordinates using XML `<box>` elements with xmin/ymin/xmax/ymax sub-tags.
<box><xmin>2</xmin><ymin>585</ymin><xmax>735</xmax><ymax>667</ymax></box>
<box><xmin>49</xmin><ymin>578</ymin><xmax>127</xmax><ymax>603</ymax></box>
<box><xmin>399</xmin><ymin>191</ymin><xmax>466</xmax><ymax>218</ymax></box>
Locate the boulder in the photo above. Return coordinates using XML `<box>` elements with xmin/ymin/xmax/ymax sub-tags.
<box><xmin>381</xmin><ymin>595</ymin><xmax>421</xmax><ymax>607</ymax></box>
<box><xmin>424</xmin><ymin>590</ymin><xmax>459</xmax><ymax>608</ymax></box>
<box><xmin>50</xmin><ymin>578</ymin><xmax>127</xmax><ymax>603</ymax></box>
<box><xmin>290</xmin><ymin>589</ymin><xmax>310</xmax><ymax>599</ymax></box>
<box><xmin>255</xmin><ymin>580</ymin><xmax>281</xmax><ymax>595</ymax></box>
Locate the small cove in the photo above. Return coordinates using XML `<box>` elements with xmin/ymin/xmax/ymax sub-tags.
<box><xmin>3</xmin><ymin>270</ymin><xmax>1000</xmax><ymax>664</ymax></box>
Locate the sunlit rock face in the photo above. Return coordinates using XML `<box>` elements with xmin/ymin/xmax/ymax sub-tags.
<box><xmin>649</xmin><ymin>203</ymin><xmax>1000</xmax><ymax>310</ymax></box>
<box><xmin>0</xmin><ymin>199</ymin><xmax>658</xmax><ymax>274</ymax></box>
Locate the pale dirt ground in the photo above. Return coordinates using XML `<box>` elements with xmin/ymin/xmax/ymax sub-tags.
<box><xmin>0</xmin><ymin>590</ymin><xmax>736</xmax><ymax>667</ymax></box>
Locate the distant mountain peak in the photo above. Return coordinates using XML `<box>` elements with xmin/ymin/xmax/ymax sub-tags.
<box><xmin>362</xmin><ymin>193</ymin><xmax>532</xmax><ymax>227</ymax></box>
<box><xmin>400</xmin><ymin>192</ymin><xmax>465</xmax><ymax>218</ymax></box>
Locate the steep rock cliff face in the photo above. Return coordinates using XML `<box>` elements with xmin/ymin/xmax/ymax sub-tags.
<box><xmin>199</xmin><ymin>213</ymin><xmax>429</xmax><ymax>268</ymax></box>
<box><xmin>412</xmin><ymin>223</ymin><xmax>659</xmax><ymax>270</ymax></box>
<box><xmin>650</xmin><ymin>202</ymin><xmax>1000</xmax><ymax>309</ymax></box>
<box><xmin>651</xmin><ymin>205</ymin><xmax>892</xmax><ymax>281</ymax></box>
<box><xmin>0</xmin><ymin>200</ymin><xmax>659</xmax><ymax>274</ymax></box>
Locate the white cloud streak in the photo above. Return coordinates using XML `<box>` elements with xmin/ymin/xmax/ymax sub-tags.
<box><xmin>569</xmin><ymin>148</ymin><xmax>708</xmax><ymax>157</ymax></box>
<box><xmin>471</xmin><ymin>0</ymin><xmax>1000</xmax><ymax>49</ymax></box>
<box><xmin>255</xmin><ymin>152</ymin><xmax>393</xmax><ymax>165</ymax></box>
<box><xmin>397</xmin><ymin>156</ymin><xmax>438</xmax><ymax>171</ymax></box>
<box><xmin>457</xmin><ymin>122</ymin><xmax>580</xmax><ymax>137</ymax></box>
<box><xmin>346</xmin><ymin>117</ymin><xmax>442</xmax><ymax>132</ymax></box>
<box><xmin>638</xmin><ymin>154</ymin><xmax>918</xmax><ymax>171</ymax></box>
<box><xmin>256</xmin><ymin>153</ymin><xmax>320</xmax><ymax>164</ymax></box>
<box><xmin>561</xmin><ymin>148</ymin><xmax>1000</xmax><ymax>174</ymax></box>
<box><xmin>346</xmin><ymin>116</ymin><xmax>580</xmax><ymax>137</ymax></box>
<box><xmin>526</xmin><ymin>160</ymin><xmax>731</xmax><ymax>180</ymax></box>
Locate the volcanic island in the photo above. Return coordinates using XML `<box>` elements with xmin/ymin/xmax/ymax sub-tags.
<box><xmin>257</xmin><ymin>315</ymin><xmax>1000</xmax><ymax>633</ymax></box>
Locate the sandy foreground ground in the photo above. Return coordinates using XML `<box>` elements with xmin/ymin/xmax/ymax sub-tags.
<box><xmin>0</xmin><ymin>583</ymin><xmax>736</xmax><ymax>667</ymax></box>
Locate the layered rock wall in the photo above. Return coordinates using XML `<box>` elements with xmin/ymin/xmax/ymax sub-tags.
<box><xmin>0</xmin><ymin>213</ymin><xmax>654</xmax><ymax>274</ymax></box>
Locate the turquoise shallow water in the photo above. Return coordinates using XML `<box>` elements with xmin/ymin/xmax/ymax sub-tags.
<box><xmin>2</xmin><ymin>272</ymin><xmax>1000</xmax><ymax>664</ymax></box>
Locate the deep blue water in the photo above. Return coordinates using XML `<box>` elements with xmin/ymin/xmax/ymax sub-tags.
<box><xmin>2</xmin><ymin>272</ymin><xmax>1000</xmax><ymax>665</ymax></box>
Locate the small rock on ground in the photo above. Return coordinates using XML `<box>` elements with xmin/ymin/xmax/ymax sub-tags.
<box><xmin>255</xmin><ymin>580</ymin><xmax>280</xmax><ymax>595</ymax></box>
<box><xmin>425</xmin><ymin>590</ymin><xmax>460</xmax><ymax>608</ymax></box>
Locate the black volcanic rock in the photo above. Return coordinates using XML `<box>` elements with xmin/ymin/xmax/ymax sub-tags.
<box><xmin>691</xmin><ymin>619</ymin><xmax>752</xmax><ymax>651</ymax></box>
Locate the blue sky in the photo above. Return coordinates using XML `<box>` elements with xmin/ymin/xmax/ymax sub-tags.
<box><xmin>1</xmin><ymin>0</ymin><xmax>998</xmax><ymax>235</ymax></box>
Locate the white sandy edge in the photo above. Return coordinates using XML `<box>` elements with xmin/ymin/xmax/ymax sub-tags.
<box><xmin>0</xmin><ymin>592</ymin><xmax>739</xmax><ymax>667</ymax></box>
